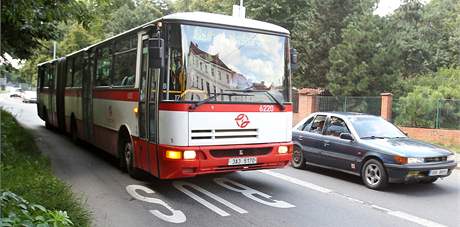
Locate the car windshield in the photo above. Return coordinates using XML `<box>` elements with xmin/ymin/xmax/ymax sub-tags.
<box><xmin>349</xmin><ymin>116</ymin><xmax>406</xmax><ymax>139</ymax></box>
<box><xmin>162</xmin><ymin>24</ymin><xmax>289</xmax><ymax>104</ymax></box>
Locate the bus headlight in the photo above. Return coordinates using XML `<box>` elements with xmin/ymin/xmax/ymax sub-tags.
<box><xmin>278</xmin><ymin>146</ymin><xmax>288</xmax><ymax>154</ymax></box>
<box><xmin>183</xmin><ymin>150</ymin><xmax>197</xmax><ymax>160</ymax></box>
<box><xmin>165</xmin><ymin>150</ymin><xmax>182</xmax><ymax>159</ymax></box>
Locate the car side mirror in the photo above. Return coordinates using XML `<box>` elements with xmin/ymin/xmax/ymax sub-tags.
<box><xmin>290</xmin><ymin>48</ymin><xmax>299</xmax><ymax>73</ymax></box>
<box><xmin>340</xmin><ymin>133</ymin><xmax>354</xmax><ymax>141</ymax></box>
<box><xmin>149</xmin><ymin>38</ymin><xmax>164</xmax><ymax>68</ymax></box>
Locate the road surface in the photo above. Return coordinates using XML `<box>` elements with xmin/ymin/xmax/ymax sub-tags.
<box><xmin>1</xmin><ymin>95</ymin><xmax>459</xmax><ymax>227</ymax></box>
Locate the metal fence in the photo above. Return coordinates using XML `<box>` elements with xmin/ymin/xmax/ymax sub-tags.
<box><xmin>316</xmin><ymin>96</ymin><xmax>381</xmax><ymax>116</ymax></box>
<box><xmin>393</xmin><ymin>98</ymin><xmax>460</xmax><ymax>129</ymax></box>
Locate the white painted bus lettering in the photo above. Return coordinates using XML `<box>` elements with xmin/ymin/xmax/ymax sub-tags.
<box><xmin>126</xmin><ymin>185</ymin><xmax>186</xmax><ymax>223</ymax></box>
<box><xmin>214</xmin><ymin>178</ymin><xmax>295</xmax><ymax>208</ymax></box>
<box><xmin>173</xmin><ymin>181</ymin><xmax>247</xmax><ymax>216</ymax></box>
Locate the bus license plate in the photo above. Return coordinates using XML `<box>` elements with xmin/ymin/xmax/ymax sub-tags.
<box><xmin>228</xmin><ymin>157</ymin><xmax>257</xmax><ymax>166</ymax></box>
<box><xmin>429</xmin><ymin>169</ymin><xmax>448</xmax><ymax>176</ymax></box>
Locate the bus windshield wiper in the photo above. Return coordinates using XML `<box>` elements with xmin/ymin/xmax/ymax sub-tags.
<box><xmin>189</xmin><ymin>92</ymin><xmax>254</xmax><ymax>110</ymax></box>
<box><xmin>225</xmin><ymin>89</ymin><xmax>286</xmax><ymax>110</ymax></box>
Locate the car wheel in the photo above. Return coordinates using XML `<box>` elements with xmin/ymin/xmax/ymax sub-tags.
<box><xmin>361</xmin><ymin>159</ymin><xmax>388</xmax><ymax>190</ymax></box>
<box><xmin>420</xmin><ymin>178</ymin><xmax>438</xmax><ymax>184</ymax></box>
<box><xmin>291</xmin><ymin>145</ymin><xmax>307</xmax><ymax>169</ymax></box>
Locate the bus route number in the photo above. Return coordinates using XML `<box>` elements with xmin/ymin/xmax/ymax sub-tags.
<box><xmin>259</xmin><ymin>105</ymin><xmax>274</xmax><ymax>112</ymax></box>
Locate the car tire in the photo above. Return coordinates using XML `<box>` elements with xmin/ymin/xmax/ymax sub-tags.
<box><xmin>420</xmin><ymin>178</ymin><xmax>438</xmax><ymax>184</ymax></box>
<box><xmin>361</xmin><ymin>159</ymin><xmax>388</xmax><ymax>190</ymax></box>
<box><xmin>291</xmin><ymin>145</ymin><xmax>307</xmax><ymax>169</ymax></box>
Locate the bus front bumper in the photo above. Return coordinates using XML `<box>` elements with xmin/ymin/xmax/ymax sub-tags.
<box><xmin>158</xmin><ymin>142</ymin><xmax>292</xmax><ymax>179</ymax></box>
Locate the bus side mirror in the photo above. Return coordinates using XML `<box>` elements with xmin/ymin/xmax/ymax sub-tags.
<box><xmin>149</xmin><ymin>38</ymin><xmax>164</xmax><ymax>68</ymax></box>
<box><xmin>290</xmin><ymin>48</ymin><xmax>299</xmax><ymax>72</ymax></box>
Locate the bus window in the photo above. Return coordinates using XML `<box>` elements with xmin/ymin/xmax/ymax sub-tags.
<box><xmin>113</xmin><ymin>37</ymin><xmax>137</xmax><ymax>87</ymax></box>
<box><xmin>66</xmin><ymin>57</ymin><xmax>73</xmax><ymax>87</ymax></box>
<box><xmin>96</xmin><ymin>46</ymin><xmax>112</xmax><ymax>86</ymax></box>
<box><xmin>73</xmin><ymin>55</ymin><xmax>83</xmax><ymax>87</ymax></box>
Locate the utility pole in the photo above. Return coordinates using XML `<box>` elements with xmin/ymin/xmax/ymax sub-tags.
<box><xmin>53</xmin><ymin>41</ymin><xmax>57</xmax><ymax>59</ymax></box>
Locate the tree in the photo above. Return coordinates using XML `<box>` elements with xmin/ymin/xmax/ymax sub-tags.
<box><xmin>1</xmin><ymin>0</ymin><xmax>90</xmax><ymax>63</ymax></box>
<box><xmin>104</xmin><ymin>0</ymin><xmax>163</xmax><ymax>37</ymax></box>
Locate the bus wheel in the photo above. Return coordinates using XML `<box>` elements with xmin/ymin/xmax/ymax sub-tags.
<box><xmin>70</xmin><ymin>118</ymin><xmax>79</xmax><ymax>144</ymax></box>
<box><xmin>44</xmin><ymin>109</ymin><xmax>51</xmax><ymax>129</ymax></box>
<box><xmin>120</xmin><ymin>136</ymin><xmax>143</xmax><ymax>179</ymax></box>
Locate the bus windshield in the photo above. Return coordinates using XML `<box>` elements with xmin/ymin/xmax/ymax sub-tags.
<box><xmin>163</xmin><ymin>24</ymin><xmax>289</xmax><ymax>104</ymax></box>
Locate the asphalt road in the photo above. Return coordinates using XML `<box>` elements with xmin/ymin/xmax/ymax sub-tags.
<box><xmin>1</xmin><ymin>95</ymin><xmax>459</xmax><ymax>227</ymax></box>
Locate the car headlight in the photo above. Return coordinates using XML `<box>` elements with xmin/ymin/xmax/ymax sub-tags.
<box><xmin>407</xmin><ymin>157</ymin><xmax>424</xmax><ymax>164</ymax></box>
<box><xmin>447</xmin><ymin>154</ymin><xmax>456</xmax><ymax>162</ymax></box>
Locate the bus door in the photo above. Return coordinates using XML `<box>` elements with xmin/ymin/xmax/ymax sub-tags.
<box><xmin>82</xmin><ymin>51</ymin><xmax>94</xmax><ymax>142</ymax></box>
<box><xmin>138</xmin><ymin>35</ymin><xmax>162</xmax><ymax>176</ymax></box>
<box><xmin>56</xmin><ymin>59</ymin><xmax>66</xmax><ymax>132</ymax></box>
<box><xmin>49</xmin><ymin>63</ymin><xmax>56</xmax><ymax>126</ymax></box>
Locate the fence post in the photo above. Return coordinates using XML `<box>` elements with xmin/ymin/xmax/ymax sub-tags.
<box><xmin>293</xmin><ymin>94</ymin><xmax>318</xmax><ymax>124</ymax></box>
<box><xmin>435</xmin><ymin>99</ymin><xmax>440</xmax><ymax>128</ymax></box>
<box><xmin>380</xmin><ymin>93</ymin><xmax>393</xmax><ymax>121</ymax></box>
<box><xmin>343</xmin><ymin>96</ymin><xmax>347</xmax><ymax>112</ymax></box>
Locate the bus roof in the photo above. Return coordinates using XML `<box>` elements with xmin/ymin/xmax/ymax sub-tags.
<box><xmin>163</xmin><ymin>12</ymin><xmax>290</xmax><ymax>35</ymax></box>
<box><xmin>38</xmin><ymin>12</ymin><xmax>289</xmax><ymax>65</ymax></box>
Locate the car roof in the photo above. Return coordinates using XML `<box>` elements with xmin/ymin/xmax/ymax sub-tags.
<box><xmin>313</xmin><ymin>112</ymin><xmax>378</xmax><ymax>118</ymax></box>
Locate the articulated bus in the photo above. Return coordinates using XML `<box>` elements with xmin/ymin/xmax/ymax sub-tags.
<box><xmin>37</xmin><ymin>12</ymin><xmax>296</xmax><ymax>179</ymax></box>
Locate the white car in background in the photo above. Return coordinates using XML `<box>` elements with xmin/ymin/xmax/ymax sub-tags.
<box><xmin>9</xmin><ymin>88</ymin><xmax>24</xmax><ymax>98</ymax></box>
<box><xmin>22</xmin><ymin>90</ymin><xmax>37</xmax><ymax>103</ymax></box>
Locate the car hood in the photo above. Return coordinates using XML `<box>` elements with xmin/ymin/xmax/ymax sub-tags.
<box><xmin>360</xmin><ymin>137</ymin><xmax>452</xmax><ymax>157</ymax></box>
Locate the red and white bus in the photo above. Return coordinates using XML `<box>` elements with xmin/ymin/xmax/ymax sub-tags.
<box><xmin>37</xmin><ymin>12</ymin><xmax>296</xmax><ymax>179</ymax></box>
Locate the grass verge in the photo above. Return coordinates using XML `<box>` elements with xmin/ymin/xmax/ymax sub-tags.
<box><xmin>1</xmin><ymin>109</ymin><xmax>91</xmax><ymax>226</ymax></box>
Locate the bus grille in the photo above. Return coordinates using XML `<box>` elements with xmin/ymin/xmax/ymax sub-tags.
<box><xmin>210</xmin><ymin>147</ymin><xmax>272</xmax><ymax>157</ymax></box>
<box><xmin>191</xmin><ymin>128</ymin><xmax>258</xmax><ymax>140</ymax></box>
<box><xmin>424</xmin><ymin>156</ymin><xmax>447</xmax><ymax>163</ymax></box>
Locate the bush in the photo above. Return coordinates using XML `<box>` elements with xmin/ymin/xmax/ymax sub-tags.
<box><xmin>0</xmin><ymin>110</ymin><xmax>91</xmax><ymax>226</ymax></box>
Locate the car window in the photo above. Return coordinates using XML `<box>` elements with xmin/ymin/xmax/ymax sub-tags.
<box><xmin>309</xmin><ymin>115</ymin><xmax>327</xmax><ymax>134</ymax></box>
<box><xmin>298</xmin><ymin>116</ymin><xmax>314</xmax><ymax>131</ymax></box>
<box><xmin>324</xmin><ymin>116</ymin><xmax>350</xmax><ymax>138</ymax></box>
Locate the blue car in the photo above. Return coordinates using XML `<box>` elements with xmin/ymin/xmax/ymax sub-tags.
<box><xmin>292</xmin><ymin>112</ymin><xmax>457</xmax><ymax>190</ymax></box>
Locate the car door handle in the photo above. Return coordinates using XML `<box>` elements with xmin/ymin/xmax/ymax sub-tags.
<box><xmin>323</xmin><ymin>141</ymin><xmax>330</xmax><ymax>147</ymax></box>
<box><xmin>298</xmin><ymin>136</ymin><xmax>303</xmax><ymax>141</ymax></box>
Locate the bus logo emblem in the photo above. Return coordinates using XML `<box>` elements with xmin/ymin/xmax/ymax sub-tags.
<box><xmin>235</xmin><ymin>114</ymin><xmax>250</xmax><ymax>128</ymax></box>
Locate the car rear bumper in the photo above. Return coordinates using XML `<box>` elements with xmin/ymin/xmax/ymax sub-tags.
<box><xmin>384</xmin><ymin>161</ymin><xmax>457</xmax><ymax>183</ymax></box>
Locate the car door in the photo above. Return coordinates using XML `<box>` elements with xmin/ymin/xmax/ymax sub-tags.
<box><xmin>297</xmin><ymin>114</ymin><xmax>328</xmax><ymax>165</ymax></box>
<box><xmin>321</xmin><ymin>116</ymin><xmax>363</xmax><ymax>173</ymax></box>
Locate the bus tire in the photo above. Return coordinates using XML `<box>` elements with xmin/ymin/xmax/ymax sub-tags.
<box><xmin>119</xmin><ymin>134</ymin><xmax>144</xmax><ymax>180</ymax></box>
<box><xmin>70</xmin><ymin>117</ymin><xmax>79</xmax><ymax>144</ymax></box>
<box><xmin>44</xmin><ymin>108</ymin><xmax>51</xmax><ymax>129</ymax></box>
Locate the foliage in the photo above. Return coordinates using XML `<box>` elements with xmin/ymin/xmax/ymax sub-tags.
<box><xmin>1</xmin><ymin>0</ymin><xmax>91</xmax><ymax>62</ymax></box>
<box><xmin>393</xmin><ymin>68</ymin><xmax>460</xmax><ymax>128</ymax></box>
<box><xmin>104</xmin><ymin>0</ymin><xmax>163</xmax><ymax>37</ymax></box>
<box><xmin>1</xmin><ymin>191</ymin><xmax>73</xmax><ymax>226</ymax></box>
<box><xmin>0</xmin><ymin>110</ymin><xmax>91</xmax><ymax>227</ymax></box>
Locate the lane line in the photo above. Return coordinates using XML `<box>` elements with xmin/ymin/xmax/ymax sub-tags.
<box><xmin>388</xmin><ymin>211</ymin><xmax>447</xmax><ymax>227</ymax></box>
<box><xmin>258</xmin><ymin>170</ymin><xmax>332</xmax><ymax>193</ymax></box>
<box><xmin>259</xmin><ymin>170</ymin><xmax>447</xmax><ymax>227</ymax></box>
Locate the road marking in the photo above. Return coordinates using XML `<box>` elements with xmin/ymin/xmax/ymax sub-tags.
<box><xmin>388</xmin><ymin>211</ymin><xmax>447</xmax><ymax>227</ymax></box>
<box><xmin>259</xmin><ymin>170</ymin><xmax>447</xmax><ymax>227</ymax></box>
<box><xmin>258</xmin><ymin>170</ymin><xmax>332</xmax><ymax>193</ymax></box>
<box><xmin>173</xmin><ymin>181</ymin><xmax>248</xmax><ymax>217</ymax></box>
<box><xmin>126</xmin><ymin>185</ymin><xmax>186</xmax><ymax>224</ymax></box>
<box><xmin>214</xmin><ymin>178</ymin><xmax>295</xmax><ymax>208</ymax></box>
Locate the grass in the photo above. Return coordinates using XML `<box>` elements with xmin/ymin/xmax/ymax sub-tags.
<box><xmin>0</xmin><ymin>109</ymin><xmax>91</xmax><ymax>226</ymax></box>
